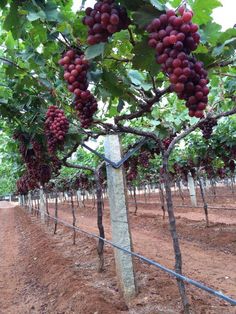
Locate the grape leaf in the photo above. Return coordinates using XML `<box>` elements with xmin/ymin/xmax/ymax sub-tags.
<box><xmin>132</xmin><ymin>38</ymin><xmax>161</xmax><ymax>75</ymax></box>
<box><xmin>85</xmin><ymin>43</ymin><xmax>105</xmax><ymax>60</ymax></box>
<box><xmin>133</xmin><ymin>5</ymin><xmax>162</xmax><ymax>29</ymax></box>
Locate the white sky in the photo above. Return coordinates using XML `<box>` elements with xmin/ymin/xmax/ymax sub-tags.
<box><xmin>72</xmin><ymin>0</ymin><xmax>236</xmax><ymax>31</ymax></box>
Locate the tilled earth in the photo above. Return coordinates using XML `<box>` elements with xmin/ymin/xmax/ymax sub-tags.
<box><xmin>0</xmin><ymin>187</ymin><xmax>236</xmax><ymax>314</ymax></box>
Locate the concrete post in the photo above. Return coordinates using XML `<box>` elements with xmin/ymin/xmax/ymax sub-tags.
<box><xmin>104</xmin><ymin>134</ymin><xmax>136</xmax><ymax>302</ymax></box>
<box><xmin>206</xmin><ymin>179</ymin><xmax>211</xmax><ymax>190</ymax></box>
<box><xmin>18</xmin><ymin>195</ymin><xmax>22</xmax><ymax>206</ymax></box>
<box><xmin>77</xmin><ymin>190</ymin><xmax>83</xmax><ymax>207</ymax></box>
<box><xmin>188</xmin><ymin>173</ymin><xmax>197</xmax><ymax>206</ymax></box>
<box><xmin>39</xmin><ymin>187</ymin><xmax>46</xmax><ymax>223</ymax></box>
<box><xmin>22</xmin><ymin>195</ymin><xmax>25</xmax><ymax>206</ymax></box>
<box><xmin>28</xmin><ymin>191</ymin><xmax>32</xmax><ymax>212</ymax></box>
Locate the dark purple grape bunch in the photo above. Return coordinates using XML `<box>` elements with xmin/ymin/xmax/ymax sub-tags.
<box><xmin>74</xmin><ymin>91</ymin><xmax>98</xmax><ymax>128</ymax></box>
<box><xmin>138</xmin><ymin>151</ymin><xmax>150</xmax><ymax>168</ymax></box>
<box><xmin>83</xmin><ymin>0</ymin><xmax>131</xmax><ymax>45</ymax></box>
<box><xmin>199</xmin><ymin>117</ymin><xmax>217</xmax><ymax>139</ymax></box>
<box><xmin>147</xmin><ymin>6</ymin><xmax>209</xmax><ymax>118</ymax></box>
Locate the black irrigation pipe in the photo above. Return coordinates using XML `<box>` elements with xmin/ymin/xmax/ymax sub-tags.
<box><xmin>81</xmin><ymin>137</ymin><xmax>148</xmax><ymax>169</ymax></box>
<box><xmin>34</xmin><ymin>208</ymin><xmax>236</xmax><ymax>306</ymax></box>
<box><xmin>128</xmin><ymin>201</ymin><xmax>236</xmax><ymax>210</ymax></box>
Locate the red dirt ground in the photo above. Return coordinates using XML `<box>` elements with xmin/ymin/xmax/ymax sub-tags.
<box><xmin>0</xmin><ymin>186</ymin><xmax>236</xmax><ymax>313</ymax></box>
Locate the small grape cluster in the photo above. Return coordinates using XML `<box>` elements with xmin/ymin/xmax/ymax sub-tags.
<box><xmin>199</xmin><ymin>117</ymin><xmax>217</xmax><ymax>139</ymax></box>
<box><xmin>124</xmin><ymin>157</ymin><xmax>138</xmax><ymax>182</ymax></box>
<box><xmin>74</xmin><ymin>173</ymin><xmax>91</xmax><ymax>190</ymax></box>
<box><xmin>59</xmin><ymin>49</ymin><xmax>89</xmax><ymax>94</ymax></box>
<box><xmin>138</xmin><ymin>151</ymin><xmax>150</xmax><ymax>168</ymax></box>
<box><xmin>162</xmin><ymin>133</ymin><xmax>176</xmax><ymax>150</ymax></box>
<box><xmin>74</xmin><ymin>91</ymin><xmax>98</xmax><ymax>128</ymax></box>
<box><xmin>228</xmin><ymin>160</ymin><xmax>235</xmax><ymax>173</ymax></box>
<box><xmin>59</xmin><ymin>49</ymin><xmax>98</xmax><ymax>128</ymax></box>
<box><xmin>83</xmin><ymin>0</ymin><xmax>130</xmax><ymax>45</ymax></box>
<box><xmin>17</xmin><ymin>174</ymin><xmax>37</xmax><ymax>195</ymax></box>
<box><xmin>45</xmin><ymin>105</ymin><xmax>69</xmax><ymax>155</ymax></box>
<box><xmin>39</xmin><ymin>164</ymin><xmax>52</xmax><ymax>185</ymax></box>
<box><xmin>147</xmin><ymin>6</ymin><xmax>209</xmax><ymax>118</ymax></box>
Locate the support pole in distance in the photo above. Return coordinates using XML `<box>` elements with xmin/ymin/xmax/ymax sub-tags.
<box><xmin>188</xmin><ymin>173</ymin><xmax>197</xmax><ymax>207</ymax></box>
<box><xmin>104</xmin><ymin>134</ymin><xmax>137</xmax><ymax>302</ymax></box>
<box><xmin>39</xmin><ymin>187</ymin><xmax>46</xmax><ymax>223</ymax></box>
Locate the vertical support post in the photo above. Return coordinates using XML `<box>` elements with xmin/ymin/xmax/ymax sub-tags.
<box><xmin>39</xmin><ymin>187</ymin><xmax>46</xmax><ymax>223</ymax></box>
<box><xmin>188</xmin><ymin>173</ymin><xmax>197</xmax><ymax>207</ymax></box>
<box><xmin>28</xmin><ymin>191</ymin><xmax>32</xmax><ymax>213</ymax></box>
<box><xmin>22</xmin><ymin>195</ymin><xmax>25</xmax><ymax>206</ymax></box>
<box><xmin>104</xmin><ymin>134</ymin><xmax>136</xmax><ymax>302</ymax></box>
<box><xmin>77</xmin><ymin>190</ymin><xmax>82</xmax><ymax>208</ymax></box>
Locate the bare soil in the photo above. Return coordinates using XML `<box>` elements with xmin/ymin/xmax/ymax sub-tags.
<box><xmin>0</xmin><ymin>186</ymin><xmax>236</xmax><ymax>313</ymax></box>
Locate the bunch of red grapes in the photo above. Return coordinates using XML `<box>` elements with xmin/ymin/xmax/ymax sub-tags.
<box><xmin>162</xmin><ymin>133</ymin><xmax>176</xmax><ymax>150</ymax></box>
<box><xmin>17</xmin><ymin>174</ymin><xmax>37</xmax><ymax>195</ymax></box>
<box><xmin>126</xmin><ymin>156</ymin><xmax>139</xmax><ymax>182</ymax></box>
<box><xmin>199</xmin><ymin>117</ymin><xmax>217</xmax><ymax>139</ymax></box>
<box><xmin>39</xmin><ymin>164</ymin><xmax>52</xmax><ymax>185</ymax></box>
<box><xmin>83</xmin><ymin>0</ymin><xmax>130</xmax><ymax>45</ymax></box>
<box><xmin>147</xmin><ymin>6</ymin><xmax>209</xmax><ymax>118</ymax></box>
<box><xmin>74</xmin><ymin>173</ymin><xmax>91</xmax><ymax>190</ymax></box>
<box><xmin>45</xmin><ymin>105</ymin><xmax>69</xmax><ymax>155</ymax></box>
<box><xmin>58</xmin><ymin>49</ymin><xmax>98</xmax><ymax>128</ymax></box>
<box><xmin>138</xmin><ymin>151</ymin><xmax>150</xmax><ymax>168</ymax></box>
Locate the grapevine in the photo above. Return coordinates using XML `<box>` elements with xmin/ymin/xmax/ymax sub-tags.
<box><xmin>147</xmin><ymin>6</ymin><xmax>209</xmax><ymax>118</ymax></box>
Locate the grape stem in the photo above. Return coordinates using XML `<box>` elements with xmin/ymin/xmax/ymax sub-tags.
<box><xmin>127</xmin><ymin>27</ymin><xmax>136</xmax><ymax>46</ymax></box>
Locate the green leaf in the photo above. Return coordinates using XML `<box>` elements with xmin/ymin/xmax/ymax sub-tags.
<box><xmin>192</xmin><ymin>0</ymin><xmax>222</xmax><ymax>25</ymax></box>
<box><xmin>5</xmin><ymin>31</ymin><xmax>15</xmax><ymax>50</ymax></box>
<box><xmin>213</xmin><ymin>38</ymin><xmax>236</xmax><ymax>56</ymax></box>
<box><xmin>85</xmin><ymin>43</ymin><xmax>106</xmax><ymax>60</ymax></box>
<box><xmin>0</xmin><ymin>0</ymin><xmax>7</xmax><ymax>9</ymax></box>
<box><xmin>132</xmin><ymin>38</ymin><xmax>161</xmax><ymax>75</ymax></box>
<box><xmin>194</xmin><ymin>44</ymin><xmax>208</xmax><ymax>54</ymax></box>
<box><xmin>202</xmin><ymin>22</ymin><xmax>221</xmax><ymax>45</ymax></box>
<box><xmin>119</xmin><ymin>0</ymin><xmax>145</xmax><ymax>10</ymax></box>
<box><xmin>45</xmin><ymin>3</ymin><xmax>61</xmax><ymax>22</ymax></box>
<box><xmin>150</xmin><ymin>0</ymin><xmax>165</xmax><ymax>10</ymax></box>
<box><xmin>3</xmin><ymin>2</ymin><xmax>22</xmax><ymax>38</ymax></box>
<box><xmin>27</xmin><ymin>10</ymin><xmax>46</xmax><ymax>22</ymax></box>
<box><xmin>128</xmin><ymin>70</ymin><xmax>145</xmax><ymax>86</ymax></box>
<box><xmin>133</xmin><ymin>5</ymin><xmax>162</xmax><ymax>29</ymax></box>
<box><xmin>217</xmin><ymin>28</ymin><xmax>236</xmax><ymax>45</ymax></box>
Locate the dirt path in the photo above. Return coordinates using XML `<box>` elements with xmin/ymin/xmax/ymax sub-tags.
<box><xmin>1</xmin><ymin>199</ymin><xmax>236</xmax><ymax>313</ymax></box>
<box><xmin>0</xmin><ymin>203</ymin><xmax>42</xmax><ymax>313</ymax></box>
<box><xmin>47</xmin><ymin>199</ymin><xmax>236</xmax><ymax>313</ymax></box>
<box><xmin>57</xmin><ymin>210</ymin><xmax>236</xmax><ymax>299</ymax></box>
<box><xmin>0</xmin><ymin>203</ymin><xmax>126</xmax><ymax>314</ymax></box>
